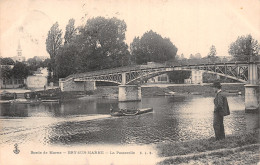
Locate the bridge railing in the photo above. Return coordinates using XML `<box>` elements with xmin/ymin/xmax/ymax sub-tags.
<box><xmin>60</xmin><ymin>61</ymin><xmax>260</xmax><ymax>82</ymax></box>
<box><xmin>60</xmin><ymin>65</ymin><xmax>169</xmax><ymax>81</ymax></box>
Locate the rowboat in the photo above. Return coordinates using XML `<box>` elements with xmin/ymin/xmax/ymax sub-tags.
<box><xmin>110</xmin><ymin>108</ymin><xmax>153</xmax><ymax>117</ymax></box>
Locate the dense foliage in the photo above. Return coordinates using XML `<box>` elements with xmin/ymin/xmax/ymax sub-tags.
<box><xmin>130</xmin><ymin>30</ymin><xmax>178</xmax><ymax>64</ymax></box>
<box><xmin>64</xmin><ymin>19</ymin><xmax>76</xmax><ymax>45</ymax></box>
<box><xmin>207</xmin><ymin>45</ymin><xmax>219</xmax><ymax>63</ymax></box>
<box><xmin>54</xmin><ymin>17</ymin><xmax>130</xmax><ymax>78</ymax></box>
<box><xmin>229</xmin><ymin>34</ymin><xmax>260</xmax><ymax>61</ymax></box>
<box><xmin>46</xmin><ymin>22</ymin><xmax>62</xmax><ymax>77</ymax></box>
<box><xmin>0</xmin><ymin>62</ymin><xmax>30</xmax><ymax>82</ymax></box>
<box><xmin>0</xmin><ymin>58</ymin><xmax>15</xmax><ymax>65</ymax></box>
<box><xmin>168</xmin><ymin>71</ymin><xmax>191</xmax><ymax>83</ymax></box>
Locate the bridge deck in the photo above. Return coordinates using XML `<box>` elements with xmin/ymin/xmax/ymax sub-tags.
<box><xmin>60</xmin><ymin>62</ymin><xmax>260</xmax><ymax>84</ymax></box>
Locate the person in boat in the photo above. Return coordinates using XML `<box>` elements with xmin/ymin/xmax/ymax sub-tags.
<box><xmin>211</xmin><ymin>81</ymin><xmax>230</xmax><ymax>140</ymax></box>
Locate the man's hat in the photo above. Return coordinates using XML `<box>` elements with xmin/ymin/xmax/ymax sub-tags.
<box><xmin>211</xmin><ymin>81</ymin><xmax>222</xmax><ymax>88</ymax></box>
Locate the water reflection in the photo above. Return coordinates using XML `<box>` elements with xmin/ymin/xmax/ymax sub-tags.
<box><xmin>0</xmin><ymin>104</ymin><xmax>29</xmax><ymax>117</ymax></box>
<box><xmin>0</xmin><ymin>95</ymin><xmax>258</xmax><ymax>146</ymax></box>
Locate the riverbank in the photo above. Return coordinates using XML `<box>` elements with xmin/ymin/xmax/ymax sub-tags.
<box><xmin>156</xmin><ymin>130</ymin><xmax>259</xmax><ymax>164</ymax></box>
<box><xmin>86</xmin><ymin>83</ymin><xmax>246</xmax><ymax>98</ymax></box>
<box><xmin>142</xmin><ymin>83</ymin><xmax>245</xmax><ymax>97</ymax></box>
<box><xmin>1</xmin><ymin>83</ymin><xmax>245</xmax><ymax>100</ymax></box>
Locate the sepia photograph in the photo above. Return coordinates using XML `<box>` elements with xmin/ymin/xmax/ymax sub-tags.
<box><xmin>0</xmin><ymin>0</ymin><xmax>259</xmax><ymax>164</ymax></box>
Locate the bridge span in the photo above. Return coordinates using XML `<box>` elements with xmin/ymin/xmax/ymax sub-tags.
<box><xmin>60</xmin><ymin>61</ymin><xmax>260</xmax><ymax>112</ymax></box>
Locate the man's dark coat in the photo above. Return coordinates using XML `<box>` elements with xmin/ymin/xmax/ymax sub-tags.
<box><xmin>213</xmin><ymin>91</ymin><xmax>230</xmax><ymax>140</ymax></box>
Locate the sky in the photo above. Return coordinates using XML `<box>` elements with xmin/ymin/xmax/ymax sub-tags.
<box><xmin>0</xmin><ymin>0</ymin><xmax>260</xmax><ymax>60</ymax></box>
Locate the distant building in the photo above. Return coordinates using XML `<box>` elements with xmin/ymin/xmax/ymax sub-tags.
<box><xmin>0</xmin><ymin>41</ymin><xmax>26</xmax><ymax>89</ymax></box>
<box><xmin>0</xmin><ymin>65</ymin><xmax>25</xmax><ymax>89</ymax></box>
<box><xmin>145</xmin><ymin>62</ymin><xmax>169</xmax><ymax>83</ymax></box>
<box><xmin>33</xmin><ymin>67</ymin><xmax>48</xmax><ymax>77</ymax></box>
<box><xmin>147</xmin><ymin>73</ymin><xmax>169</xmax><ymax>83</ymax></box>
<box><xmin>25</xmin><ymin>67</ymin><xmax>48</xmax><ymax>89</ymax></box>
<box><xmin>184</xmin><ymin>78</ymin><xmax>191</xmax><ymax>84</ymax></box>
<box><xmin>11</xmin><ymin>40</ymin><xmax>25</xmax><ymax>63</ymax></box>
<box><xmin>184</xmin><ymin>70</ymin><xmax>203</xmax><ymax>84</ymax></box>
<box><xmin>0</xmin><ymin>78</ymin><xmax>25</xmax><ymax>89</ymax></box>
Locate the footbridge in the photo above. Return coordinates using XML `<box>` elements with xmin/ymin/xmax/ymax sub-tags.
<box><xmin>60</xmin><ymin>61</ymin><xmax>260</xmax><ymax>111</ymax></box>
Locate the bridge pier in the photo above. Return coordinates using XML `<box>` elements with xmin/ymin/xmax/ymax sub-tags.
<box><xmin>244</xmin><ymin>84</ymin><xmax>259</xmax><ymax>113</ymax></box>
<box><xmin>118</xmin><ymin>85</ymin><xmax>141</xmax><ymax>102</ymax></box>
<box><xmin>244</xmin><ymin>61</ymin><xmax>259</xmax><ymax>113</ymax></box>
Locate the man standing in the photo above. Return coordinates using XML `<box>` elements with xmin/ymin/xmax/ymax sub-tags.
<box><xmin>212</xmin><ymin>81</ymin><xmax>230</xmax><ymax>140</ymax></box>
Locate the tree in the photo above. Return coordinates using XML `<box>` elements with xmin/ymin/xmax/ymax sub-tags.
<box><xmin>0</xmin><ymin>58</ymin><xmax>15</xmax><ymax>65</ymax></box>
<box><xmin>168</xmin><ymin>71</ymin><xmax>191</xmax><ymax>83</ymax></box>
<box><xmin>0</xmin><ymin>66</ymin><xmax>13</xmax><ymax>88</ymax></box>
<box><xmin>27</xmin><ymin>56</ymin><xmax>44</xmax><ymax>72</ymax></box>
<box><xmin>194</xmin><ymin>53</ymin><xmax>202</xmax><ymax>59</ymax></box>
<box><xmin>64</xmin><ymin>19</ymin><xmax>76</xmax><ymax>45</ymax></box>
<box><xmin>73</xmin><ymin>17</ymin><xmax>130</xmax><ymax>71</ymax></box>
<box><xmin>229</xmin><ymin>34</ymin><xmax>260</xmax><ymax>61</ymax></box>
<box><xmin>208</xmin><ymin>45</ymin><xmax>216</xmax><ymax>57</ymax></box>
<box><xmin>130</xmin><ymin>30</ymin><xmax>178</xmax><ymax>64</ymax></box>
<box><xmin>56</xmin><ymin>44</ymin><xmax>78</xmax><ymax>78</ymax></box>
<box><xmin>12</xmin><ymin>62</ymin><xmax>29</xmax><ymax>79</ymax></box>
<box><xmin>46</xmin><ymin>22</ymin><xmax>62</xmax><ymax>77</ymax></box>
<box><xmin>189</xmin><ymin>54</ymin><xmax>195</xmax><ymax>59</ymax></box>
<box><xmin>130</xmin><ymin>37</ymin><xmax>144</xmax><ymax>64</ymax></box>
<box><xmin>41</xmin><ymin>58</ymin><xmax>51</xmax><ymax>68</ymax></box>
<box><xmin>187</xmin><ymin>53</ymin><xmax>203</xmax><ymax>65</ymax></box>
<box><xmin>207</xmin><ymin>45</ymin><xmax>218</xmax><ymax>63</ymax></box>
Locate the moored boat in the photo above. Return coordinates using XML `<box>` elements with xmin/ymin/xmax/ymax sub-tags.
<box><xmin>9</xmin><ymin>99</ymin><xmax>42</xmax><ymax>104</ymax></box>
<box><xmin>110</xmin><ymin>108</ymin><xmax>153</xmax><ymax>117</ymax></box>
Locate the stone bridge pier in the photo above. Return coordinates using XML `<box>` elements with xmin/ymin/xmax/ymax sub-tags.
<box><xmin>118</xmin><ymin>73</ymin><xmax>141</xmax><ymax>102</ymax></box>
<box><xmin>118</xmin><ymin>85</ymin><xmax>141</xmax><ymax>102</ymax></box>
<box><xmin>244</xmin><ymin>61</ymin><xmax>259</xmax><ymax>113</ymax></box>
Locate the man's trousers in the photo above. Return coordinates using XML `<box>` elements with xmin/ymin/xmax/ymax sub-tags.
<box><xmin>213</xmin><ymin>112</ymin><xmax>225</xmax><ymax>140</ymax></box>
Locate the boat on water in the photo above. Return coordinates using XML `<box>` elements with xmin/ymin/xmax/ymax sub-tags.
<box><xmin>41</xmin><ymin>99</ymin><xmax>59</xmax><ymax>103</ymax></box>
<box><xmin>110</xmin><ymin>108</ymin><xmax>153</xmax><ymax>117</ymax></box>
<box><xmin>8</xmin><ymin>99</ymin><xmax>59</xmax><ymax>104</ymax></box>
<box><xmin>9</xmin><ymin>99</ymin><xmax>42</xmax><ymax>104</ymax></box>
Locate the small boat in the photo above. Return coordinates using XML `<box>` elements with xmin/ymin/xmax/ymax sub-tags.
<box><xmin>41</xmin><ymin>99</ymin><xmax>59</xmax><ymax>103</ymax></box>
<box><xmin>110</xmin><ymin>108</ymin><xmax>153</xmax><ymax>117</ymax></box>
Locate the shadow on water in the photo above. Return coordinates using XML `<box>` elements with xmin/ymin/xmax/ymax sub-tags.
<box><xmin>0</xmin><ymin>104</ymin><xmax>29</xmax><ymax>117</ymax></box>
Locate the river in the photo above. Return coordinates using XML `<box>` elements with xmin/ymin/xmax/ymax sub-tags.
<box><xmin>0</xmin><ymin>94</ymin><xmax>257</xmax><ymax>146</ymax></box>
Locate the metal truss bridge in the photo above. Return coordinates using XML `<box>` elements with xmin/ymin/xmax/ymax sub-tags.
<box><xmin>60</xmin><ymin>62</ymin><xmax>260</xmax><ymax>85</ymax></box>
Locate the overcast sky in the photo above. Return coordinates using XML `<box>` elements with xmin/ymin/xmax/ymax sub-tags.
<box><xmin>1</xmin><ymin>0</ymin><xmax>260</xmax><ymax>59</ymax></box>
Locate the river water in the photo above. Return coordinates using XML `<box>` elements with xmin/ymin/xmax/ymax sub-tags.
<box><xmin>0</xmin><ymin>95</ymin><xmax>258</xmax><ymax>146</ymax></box>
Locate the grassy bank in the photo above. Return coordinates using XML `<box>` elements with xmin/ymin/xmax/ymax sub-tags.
<box><xmin>156</xmin><ymin>130</ymin><xmax>259</xmax><ymax>164</ymax></box>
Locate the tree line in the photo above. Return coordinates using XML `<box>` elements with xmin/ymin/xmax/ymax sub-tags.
<box><xmin>46</xmin><ymin>17</ymin><xmax>179</xmax><ymax>80</ymax></box>
<box><xmin>46</xmin><ymin>16</ymin><xmax>259</xmax><ymax>82</ymax></box>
